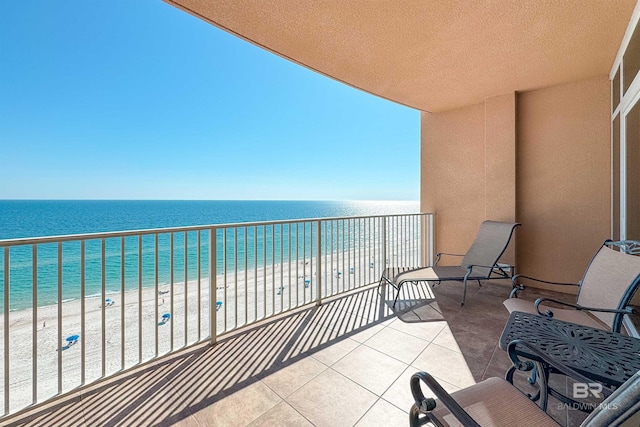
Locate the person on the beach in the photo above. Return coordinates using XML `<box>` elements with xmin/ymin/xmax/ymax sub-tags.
<box><xmin>42</xmin><ymin>321</ymin><xmax>46</xmax><ymax>328</ymax></box>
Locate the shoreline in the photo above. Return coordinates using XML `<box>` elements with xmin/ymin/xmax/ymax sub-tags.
<box><xmin>2</xmin><ymin>242</ymin><xmax>393</xmax><ymax>313</ymax></box>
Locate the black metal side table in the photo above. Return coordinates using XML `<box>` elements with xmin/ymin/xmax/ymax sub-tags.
<box><xmin>499</xmin><ymin>311</ymin><xmax>640</xmax><ymax>409</ymax></box>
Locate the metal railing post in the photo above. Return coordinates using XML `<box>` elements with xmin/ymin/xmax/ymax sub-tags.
<box><xmin>382</xmin><ymin>216</ymin><xmax>387</xmax><ymax>272</ymax></box>
<box><xmin>4</xmin><ymin>248</ymin><xmax>10</xmax><ymax>416</ymax></box>
<box><xmin>316</xmin><ymin>220</ymin><xmax>322</xmax><ymax>306</ymax></box>
<box><xmin>209</xmin><ymin>228</ymin><xmax>217</xmax><ymax>345</ymax></box>
<box><xmin>428</xmin><ymin>214</ymin><xmax>435</xmax><ymax>266</ymax></box>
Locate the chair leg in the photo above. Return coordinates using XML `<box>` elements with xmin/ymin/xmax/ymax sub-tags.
<box><xmin>392</xmin><ymin>283</ymin><xmax>402</xmax><ymax>308</ymax></box>
<box><xmin>410</xmin><ymin>404</ymin><xmax>433</xmax><ymax>427</ymax></box>
<box><xmin>536</xmin><ymin>362</ymin><xmax>550</xmax><ymax>411</ymax></box>
<box><xmin>509</xmin><ymin>284</ymin><xmax>524</xmax><ymax>298</ymax></box>
<box><xmin>377</xmin><ymin>277</ymin><xmax>385</xmax><ymax>296</ymax></box>
<box><xmin>461</xmin><ymin>278</ymin><xmax>467</xmax><ymax>306</ymax></box>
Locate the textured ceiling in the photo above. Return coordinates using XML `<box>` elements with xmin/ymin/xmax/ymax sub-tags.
<box><xmin>165</xmin><ymin>0</ymin><xmax>636</xmax><ymax>112</ymax></box>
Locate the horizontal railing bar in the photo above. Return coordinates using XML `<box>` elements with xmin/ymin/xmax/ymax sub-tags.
<box><xmin>0</xmin><ymin>213</ymin><xmax>433</xmax><ymax>247</ymax></box>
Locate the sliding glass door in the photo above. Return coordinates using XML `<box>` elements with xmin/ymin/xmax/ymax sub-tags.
<box><xmin>627</xmin><ymin>101</ymin><xmax>640</xmax><ymax>240</ymax></box>
<box><xmin>613</xmin><ymin>13</ymin><xmax>640</xmax><ymax>241</ymax></box>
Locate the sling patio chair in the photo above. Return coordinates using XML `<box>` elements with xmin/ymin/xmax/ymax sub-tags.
<box><xmin>410</xmin><ymin>339</ymin><xmax>640</xmax><ymax>427</ymax></box>
<box><xmin>504</xmin><ymin>240</ymin><xmax>640</xmax><ymax>333</ymax></box>
<box><xmin>379</xmin><ymin>220</ymin><xmax>520</xmax><ymax>306</ymax></box>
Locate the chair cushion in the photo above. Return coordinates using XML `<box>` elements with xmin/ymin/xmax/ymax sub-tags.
<box><xmin>576</xmin><ymin>245</ymin><xmax>640</xmax><ymax>327</ymax></box>
<box><xmin>461</xmin><ymin>221</ymin><xmax>519</xmax><ymax>278</ymax></box>
<box><xmin>432</xmin><ymin>377</ymin><xmax>560</xmax><ymax>427</ymax></box>
<box><xmin>383</xmin><ymin>266</ymin><xmax>473</xmax><ymax>284</ymax></box>
<box><xmin>502</xmin><ymin>298</ymin><xmax>608</xmax><ymax>330</ymax></box>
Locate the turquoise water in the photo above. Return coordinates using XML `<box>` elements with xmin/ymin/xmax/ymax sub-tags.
<box><xmin>0</xmin><ymin>200</ymin><xmax>418</xmax><ymax>310</ymax></box>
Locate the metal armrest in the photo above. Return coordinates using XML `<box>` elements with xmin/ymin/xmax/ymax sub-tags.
<box><xmin>410</xmin><ymin>371</ymin><xmax>481</xmax><ymax>427</ymax></box>
<box><xmin>463</xmin><ymin>264</ymin><xmax>509</xmax><ymax>278</ymax></box>
<box><xmin>464</xmin><ymin>263</ymin><xmax>497</xmax><ymax>269</ymax></box>
<box><xmin>512</xmin><ymin>274</ymin><xmax>579</xmax><ymax>288</ymax></box>
<box><xmin>535</xmin><ymin>297</ymin><xmax>637</xmax><ymax>318</ymax></box>
<box><xmin>434</xmin><ymin>252</ymin><xmax>464</xmax><ymax>266</ymax></box>
<box><xmin>463</xmin><ymin>263</ymin><xmax>505</xmax><ymax>271</ymax></box>
<box><xmin>607</xmin><ymin>239</ymin><xmax>640</xmax><ymax>255</ymax></box>
<box><xmin>509</xmin><ymin>274</ymin><xmax>579</xmax><ymax>298</ymax></box>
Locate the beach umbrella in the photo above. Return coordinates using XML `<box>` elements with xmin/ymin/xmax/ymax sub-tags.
<box><xmin>66</xmin><ymin>335</ymin><xmax>80</xmax><ymax>345</ymax></box>
<box><xmin>159</xmin><ymin>313</ymin><xmax>171</xmax><ymax>325</ymax></box>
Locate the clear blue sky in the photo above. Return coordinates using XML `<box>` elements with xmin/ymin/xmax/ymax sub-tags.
<box><xmin>0</xmin><ymin>1</ymin><xmax>419</xmax><ymax>201</ymax></box>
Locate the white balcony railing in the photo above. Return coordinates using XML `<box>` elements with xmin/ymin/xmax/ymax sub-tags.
<box><xmin>0</xmin><ymin>212</ymin><xmax>434</xmax><ymax>417</ymax></box>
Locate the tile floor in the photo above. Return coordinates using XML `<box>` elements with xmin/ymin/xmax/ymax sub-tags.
<box><xmin>3</xmin><ymin>279</ymin><xmax>587</xmax><ymax>427</ymax></box>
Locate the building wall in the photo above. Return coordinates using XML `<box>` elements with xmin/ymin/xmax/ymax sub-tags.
<box><xmin>421</xmin><ymin>103</ymin><xmax>486</xmax><ymax>258</ymax></box>
<box><xmin>420</xmin><ymin>76</ymin><xmax>610</xmax><ymax>288</ymax></box>
<box><xmin>516</xmin><ymin>76</ymin><xmax>611</xmax><ymax>286</ymax></box>
<box><xmin>421</xmin><ymin>94</ymin><xmax>517</xmax><ymax>265</ymax></box>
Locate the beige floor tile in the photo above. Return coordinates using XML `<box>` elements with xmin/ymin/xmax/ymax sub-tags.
<box><xmin>413</xmin><ymin>343</ymin><xmax>476</xmax><ymax>389</ymax></box>
<box><xmin>161</xmin><ymin>415</ymin><xmax>203</xmax><ymax>427</ymax></box>
<box><xmin>431</xmin><ymin>325</ymin><xmax>462</xmax><ymax>353</ymax></box>
<box><xmin>381</xmin><ymin>366</ymin><xmax>460</xmax><ymax>413</ymax></box>
<box><xmin>261</xmin><ymin>357</ymin><xmax>327</xmax><ymax>398</ymax></box>
<box><xmin>339</xmin><ymin>295</ymin><xmax>396</xmax><ymax>323</ymax></box>
<box><xmin>346</xmin><ymin>321</ymin><xmax>387</xmax><ymax>343</ymax></box>
<box><xmin>308</xmin><ymin>336</ymin><xmax>360</xmax><ymax>366</ymax></box>
<box><xmin>291</xmin><ymin>320</ymin><xmax>345</xmax><ymax>355</ymax></box>
<box><xmin>247</xmin><ymin>402</ymin><xmax>313</xmax><ymax>427</ymax></box>
<box><xmin>446</xmin><ymin>318</ymin><xmax>504</xmax><ymax>362</ymax></box>
<box><xmin>286</xmin><ymin>369</ymin><xmax>377</xmax><ymax>427</ymax></box>
<box><xmin>387</xmin><ymin>317</ymin><xmax>446</xmax><ymax>341</ymax></box>
<box><xmin>363</xmin><ymin>326</ymin><xmax>430</xmax><ymax>364</ymax></box>
<box><xmin>332</xmin><ymin>345</ymin><xmax>407</xmax><ymax>395</ymax></box>
<box><xmin>355</xmin><ymin>398</ymin><xmax>408</xmax><ymax>427</ymax></box>
<box><xmin>381</xmin><ymin>367</ymin><xmax>418</xmax><ymax>412</ymax></box>
<box><xmin>326</xmin><ymin>311</ymin><xmax>377</xmax><ymax>340</ymax></box>
<box><xmin>189</xmin><ymin>381</ymin><xmax>281</xmax><ymax>427</ymax></box>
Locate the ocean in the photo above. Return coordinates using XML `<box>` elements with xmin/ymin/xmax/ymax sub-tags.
<box><xmin>0</xmin><ymin>200</ymin><xmax>419</xmax><ymax>310</ymax></box>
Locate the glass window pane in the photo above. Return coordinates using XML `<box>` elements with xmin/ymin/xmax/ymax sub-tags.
<box><xmin>624</xmin><ymin>23</ymin><xmax>640</xmax><ymax>94</ymax></box>
<box><xmin>613</xmin><ymin>68</ymin><xmax>620</xmax><ymax>112</ymax></box>
<box><xmin>626</xmin><ymin>102</ymin><xmax>640</xmax><ymax>239</ymax></box>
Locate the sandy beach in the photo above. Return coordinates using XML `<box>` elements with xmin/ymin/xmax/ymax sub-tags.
<box><xmin>0</xmin><ymin>246</ymin><xmax>420</xmax><ymax>412</ymax></box>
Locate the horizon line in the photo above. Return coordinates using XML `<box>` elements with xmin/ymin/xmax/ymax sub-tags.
<box><xmin>0</xmin><ymin>198</ymin><xmax>419</xmax><ymax>202</ymax></box>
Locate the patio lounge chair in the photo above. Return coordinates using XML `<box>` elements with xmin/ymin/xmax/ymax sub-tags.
<box><xmin>410</xmin><ymin>340</ymin><xmax>640</xmax><ymax>427</ymax></box>
<box><xmin>504</xmin><ymin>240</ymin><xmax>640</xmax><ymax>333</ymax></box>
<box><xmin>380</xmin><ymin>220</ymin><xmax>520</xmax><ymax>306</ymax></box>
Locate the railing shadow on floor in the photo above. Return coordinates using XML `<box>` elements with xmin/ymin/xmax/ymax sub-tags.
<box><xmin>385</xmin><ymin>281</ymin><xmax>450</xmax><ymax>324</ymax></box>
<box><xmin>5</xmin><ymin>281</ymin><xmax>442</xmax><ymax>427</ymax></box>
